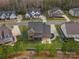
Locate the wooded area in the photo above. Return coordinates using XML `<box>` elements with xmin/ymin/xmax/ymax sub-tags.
<box><xmin>0</xmin><ymin>0</ymin><xmax>79</xmax><ymax>11</ymax></box>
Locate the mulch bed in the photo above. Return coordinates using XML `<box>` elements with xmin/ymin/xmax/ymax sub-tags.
<box><xmin>7</xmin><ymin>50</ymin><xmax>79</xmax><ymax>59</ymax></box>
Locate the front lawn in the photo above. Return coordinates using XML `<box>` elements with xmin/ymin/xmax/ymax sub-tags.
<box><xmin>62</xmin><ymin>39</ymin><xmax>79</xmax><ymax>54</ymax></box>
<box><xmin>48</xmin><ymin>18</ymin><xmax>65</xmax><ymax>21</ymax></box>
<box><xmin>22</xmin><ymin>18</ymin><xmax>30</xmax><ymax>21</ymax></box>
<box><xmin>19</xmin><ymin>25</ymin><xmax>62</xmax><ymax>51</ymax></box>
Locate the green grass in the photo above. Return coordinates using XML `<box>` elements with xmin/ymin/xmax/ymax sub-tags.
<box><xmin>48</xmin><ymin>18</ymin><xmax>65</xmax><ymax>21</ymax></box>
<box><xmin>51</xmin><ymin>36</ymin><xmax>62</xmax><ymax>49</ymax></box>
<box><xmin>22</xmin><ymin>18</ymin><xmax>30</xmax><ymax>21</ymax></box>
<box><xmin>62</xmin><ymin>39</ymin><xmax>79</xmax><ymax>53</ymax></box>
<box><xmin>34</xmin><ymin>36</ymin><xmax>62</xmax><ymax>56</ymax></box>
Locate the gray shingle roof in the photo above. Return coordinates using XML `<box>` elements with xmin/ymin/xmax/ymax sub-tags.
<box><xmin>28</xmin><ymin>22</ymin><xmax>51</xmax><ymax>38</ymax></box>
<box><xmin>0</xmin><ymin>24</ymin><xmax>14</xmax><ymax>44</ymax></box>
<box><xmin>71</xmin><ymin>8</ymin><xmax>79</xmax><ymax>11</ymax></box>
<box><xmin>0</xmin><ymin>11</ymin><xmax>16</xmax><ymax>19</ymax></box>
<box><xmin>65</xmin><ymin>22</ymin><xmax>79</xmax><ymax>35</ymax></box>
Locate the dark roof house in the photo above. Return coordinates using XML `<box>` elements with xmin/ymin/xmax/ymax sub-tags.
<box><xmin>48</xmin><ymin>7</ymin><xmax>64</xmax><ymax>18</ymax></box>
<box><xmin>0</xmin><ymin>11</ymin><xmax>6</xmax><ymax>20</ymax></box>
<box><xmin>10</xmin><ymin>12</ymin><xmax>17</xmax><ymax>19</ymax></box>
<box><xmin>61</xmin><ymin>22</ymin><xmax>79</xmax><ymax>39</ymax></box>
<box><xmin>28</xmin><ymin>22</ymin><xmax>51</xmax><ymax>40</ymax></box>
<box><xmin>5</xmin><ymin>11</ymin><xmax>16</xmax><ymax>20</ymax></box>
<box><xmin>0</xmin><ymin>11</ymin><xmax>16</xmax><ymax>20</ymax></box>
<box><xmin>25</xmin><ymin>8</ymin><xmax>41</xmax><ymax>18</ymax></box>
<box><xmin>0</xmin><ymin>24</ymin><xmax>19</xmax><ymax>45</ymax></box>
<box><xmin>0</xmin><ymin>24</ymin><xmax>14</xmax><ymax>44</ymax></box>
<box><xmin>5</xmin><ymin>11</ymin><xmax>11</xmax><ymax>19</ymax></box>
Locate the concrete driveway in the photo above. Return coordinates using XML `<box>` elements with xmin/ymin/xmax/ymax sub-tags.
<box><xmin>50</xmin><ymin>24</ymin><xmax>58</xmax><ymax>40</ymax></box>
<box><xmin>51</xmin><ymin>24</ymin><xmax>58</xmax><ymax>36</ymax></box>
<box><xmin>39</xmin><ymin>15</ymin><xmax>47</xmax><ymax>22</ymax></box>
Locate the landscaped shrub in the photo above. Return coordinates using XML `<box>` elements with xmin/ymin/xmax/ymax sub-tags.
<box><xmin>49</xmin><ymin>48</ymin><xmax>56</xmax><ymax>57</ymax></box>
<box><xmin>61</xmin><ymin>39</ymin><xmax>79</xmax><ymax>54</ymax></box>
<box><xmin>35</xmin><ymin>44</ymin><xmax>56</xmax><ymax>56</ymax></box>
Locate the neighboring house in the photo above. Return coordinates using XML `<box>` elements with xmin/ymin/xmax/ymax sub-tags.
<box><xmin>0</xmin><ymin>24</ymin><xmax>21</xmax><ymax>45</ymax></box>
<box><xmin>10</xmin><ymin>11</ymin><xmax>17</xmax><ymax>20</ymax></box>
<box><xmin>0</xmin><ymin>11</ymin><xmax>2</xmax><ymax>19</ymax></box>
<box><xmin>5</xmin><ymin>11</ymin><xmax>17</xmax><ymax>20</ymax></box>
<box><xmin>28</xmin><ymin>22</ymin><xmax>51</xmax><ymax>40</ymax></box>
<box><xmin>61</xmin><ymin>22</ymin><xmax>79</xmax><ymax>41</ymax></box>
<box><xmin>48</xmin><ymin>7</ymin><xmax>64</xmax><ymax>18</ymax></box>
<box><xmin>25</xmin><ymin>13</ymin><xmax>30</xmax><ymax>18</ymax></box>
<box><xmin>0</xmin><ymin>11</ymin><xmax>6</xmax><ymax>20</ymax></box>
<box><xmin>69</xmin><ymin>8</ymin><xmax>79</xmax><ymax>16</ymax></box>
<box><xmin>0</xmin><ymin>11</ymin><xmax>17</xmax><ymax>20</ymax></box>
<box><xmin>25</xmin><ymin>8</ymin><xmax>41</xmax><ymax>18</ymax></box>
<box><xmin>5</xmin><ymin>11</ymin><xmax>11</xmax><ymax>19</ymax></box>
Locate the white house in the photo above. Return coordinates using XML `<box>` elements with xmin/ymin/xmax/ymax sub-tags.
<box><xmin>61</xmin><ymin>22</ymin><xmax>79</xmax><ymax>41</ymax></box>
<box><xmin>0</xmin><ymin>12</ymin><xmax>6</xmax><ymax>20</ymax></box>
<box><xmin>69</xmin><ymin>8</ymin><xmax>79</xmax><ymax>16</ymax></box>
<box><xmin>10</xmin><ymin>13</ymin><xmax>17</xmax><ymax>19</ymax></box>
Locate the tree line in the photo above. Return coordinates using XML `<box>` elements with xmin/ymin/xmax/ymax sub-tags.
<box><xmin>0</xmin><ymin>0</ymin><xmax>79</xmax><ymax>11</ymax></box>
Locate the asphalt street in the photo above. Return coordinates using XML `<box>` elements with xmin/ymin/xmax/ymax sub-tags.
<box><xmin>0</xmin><ymin>20</ymin><xmax>67</xmax><ymax>26</ymax></box>
<box><xmin>0</xmin><ymin>20</ymin><xmax>79</xmax><ymax>26</ymax></box>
